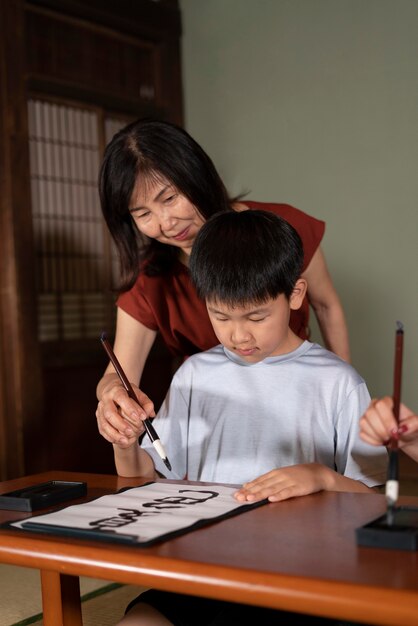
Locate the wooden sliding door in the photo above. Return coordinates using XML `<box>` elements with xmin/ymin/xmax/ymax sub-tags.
<box><xmin>0</xmin><ymin>0</ymin><xmax>183</xmax><ymax>478</ymax></box>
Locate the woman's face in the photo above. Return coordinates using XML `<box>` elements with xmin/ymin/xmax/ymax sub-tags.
<box><xmin>129</xmin><ymin>175</ymin><xmax>205</xmax><ymax>259</ymax></box>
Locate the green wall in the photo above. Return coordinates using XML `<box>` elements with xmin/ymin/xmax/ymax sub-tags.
<box><xmin>181</xmin><ymin>0</ymin><xmax>417</xmax><ymax>408</ymax></box>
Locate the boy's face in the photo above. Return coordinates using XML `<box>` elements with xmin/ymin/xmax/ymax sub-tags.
<box><xmin>206</xmin><ymin>280</ymin><xmax>307</xmax><ymax>363</ymax></box>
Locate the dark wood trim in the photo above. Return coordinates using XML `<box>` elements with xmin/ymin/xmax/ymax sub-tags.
<box><xmin>157</xmin><ymin>38</ymin><xmax>184</xmax><ymax>125</ymax></box>
<box><xmin>27</xmin><ymin>76</ymin><xmax>167</xmax><ymax>119</ymax></box>
<box><xmin>23</xmin><ymin>2</ymin><xmax>181</xmax><ymax>120</ymax></box>
<box><xmin>0</xmin><ymin>0</ymin><xmax>45</xmax><ymax>479</ymax></box>
<box><xmin>25</xmin><ymin>0</ymin><xmax>182</xmax><ymax>40</ymax></box>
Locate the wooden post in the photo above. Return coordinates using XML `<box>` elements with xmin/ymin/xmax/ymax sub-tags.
<box><xmin>0</xmin><ymin>0</ymin><xmax>45</xmax><ymax>478</ymax></box>
<box><xmin>41</xmin><ymin>570</ymin><xmax>83</xmax><ymax>626</ymax></box>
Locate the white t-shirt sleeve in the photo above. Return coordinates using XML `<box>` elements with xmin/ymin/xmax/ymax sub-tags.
<box><xmin>335</xmin><ymin>382</ymin><xmax>387</xmax><ymax>487</ymax></box>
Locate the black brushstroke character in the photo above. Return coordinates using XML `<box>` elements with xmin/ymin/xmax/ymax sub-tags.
<box><xmin>89</xmin><ymin>507</ymin><xmax>152</xmax><ymax>529</ymax></box>
<box><xmin>142</xmin><ymin>489</ymin><xmax>218</xmax><ymax>509</ymax></box>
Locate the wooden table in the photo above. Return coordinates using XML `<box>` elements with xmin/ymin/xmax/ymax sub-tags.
<box><xmin>0</xmin><ymin>471</ymin><xmax>417</xmax><ymax>626</ymax></box>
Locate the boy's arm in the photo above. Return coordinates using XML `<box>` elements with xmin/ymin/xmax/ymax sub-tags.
<box><xmin>120</xmin><ymin>364</ymin><xmax>190</xmax><ymax>479</ymax></box>
<box><xmin>321</xmin><ymin>466</ymin><xmax>379</xmax><ymax>493</ymax></box>
<box><xmin>234</xmin><ymin>463</ymin><xmax>375</xmax><ymax>503</ymax></box>
<box><xmin>114</xmin><ymin>441</ymin><xmax>158</xmax><ymax>479</ymax></box>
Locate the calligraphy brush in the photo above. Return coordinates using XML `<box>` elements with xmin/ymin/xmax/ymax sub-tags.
<box><xmin>385</xmin><ymin>321</ymin><xmax>404</xmax><ymax>524</ymax></box>
<box><xmin>100</xmin><ymin>332</ymin><xmax>172</xmax><ymax>471</ymax></box>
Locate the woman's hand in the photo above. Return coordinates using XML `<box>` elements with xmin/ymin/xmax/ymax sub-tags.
<box><xmin>96</xmin><ymin>312</ymin><xmax>157</xmax><ymax>448</ymax></box>
<box><xmin>234</xmin><ymin>463</ymin><xmax>327</xmax><ymax>503</ymax></box>
<box><xmin>96</xmin><ymin>377</ymin><xmax>155</xmax><ymax>449</ymax></box>
<box><xmin>360</xmin><ymin>397</ymin><xmax>418</xmax><ymax>462</ymax></box>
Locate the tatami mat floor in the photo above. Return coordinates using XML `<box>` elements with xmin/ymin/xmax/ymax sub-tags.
<box><xmin>22</xmin><ymin>584</ymin><xmax>142</xmax><ymax>626</ymax></box>
<box><xmin>0</xmin><ymin>564</ymin><xmax>142</xmax><ymax>626</ymax></box>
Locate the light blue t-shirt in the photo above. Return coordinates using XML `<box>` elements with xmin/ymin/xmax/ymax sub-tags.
<box><xmin>142</xmin><ymin>341</ymin><xmax>387</xmax><ymax>487</ymax></box>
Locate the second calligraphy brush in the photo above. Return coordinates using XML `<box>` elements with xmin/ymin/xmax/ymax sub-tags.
<box><xmin>385</xmin><ymin>321</ymin><xmax>404</xmax><ymax>524</ymax></box>
<box><xmin>100</xmin><ymin>332</ymin><xmax>172</xmax><ymax>472</ymax></box>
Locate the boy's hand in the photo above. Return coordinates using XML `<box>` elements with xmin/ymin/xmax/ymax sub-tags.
<box><xmin>234</xmin><ymin>463</ymin><xmax>327</xmax><ymax>503</ymax></box>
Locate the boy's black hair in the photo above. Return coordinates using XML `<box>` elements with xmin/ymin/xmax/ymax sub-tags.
<box><xmin>189</xmin><ymin>210</ymin><xmax>304</xmax><ymax>305</ymax></box>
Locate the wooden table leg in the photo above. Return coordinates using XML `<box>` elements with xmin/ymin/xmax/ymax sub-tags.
<box><xmin>40</xmin><ymin>570</ymin><xmax>83</xmax><ymax>626</ymax></box>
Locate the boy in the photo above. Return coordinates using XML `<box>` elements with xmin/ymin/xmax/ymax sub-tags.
<box><xmin>115</xmin><ymin>210</ymin><xmax>386</xmax><ymax>499</ymax></box>
<box><xmin>116</xmin><ymin>210</ymin><xmax>387</xmax><ymax>626</ymax></box>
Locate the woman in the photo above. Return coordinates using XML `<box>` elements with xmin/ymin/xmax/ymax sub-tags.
<box><xmin>96</xmin><ymin>118</ymin><xmax>350</xmax><ymax>446</ymax></box>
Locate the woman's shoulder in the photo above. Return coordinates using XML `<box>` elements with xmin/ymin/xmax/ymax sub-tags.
<box><xmin>241</xmin><ymin>200</ymin><xmax>325</xmax><ymax>228</ymax></box>
<box><xmin>241</xmin><ymin>200</ymin><xmax>325</xmax><ymax>269</ymax></box>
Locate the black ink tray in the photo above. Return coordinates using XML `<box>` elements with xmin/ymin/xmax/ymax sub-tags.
<box><xmin>0</xmin><ymin>480</ymin><xmax>87</xmax><ymax>511</ymax></box>
<box><xmin>356</xmin><ymin>506</ymin><xmax>418</xmax><ymax>551</ymax></box>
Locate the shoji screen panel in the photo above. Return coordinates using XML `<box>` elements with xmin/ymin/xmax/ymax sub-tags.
<box><xmin>28</xmin><ymin>99</ymin><xmax>115</xmax><ymax>343</ymax></box>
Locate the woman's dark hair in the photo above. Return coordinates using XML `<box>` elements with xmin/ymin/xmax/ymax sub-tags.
<box><xmin>189</xmin><ymin>210</ymin><xmax>304</xmax><ymax>305</ymax></box>
<box><xmin>99</xmin><ymin>118</ymin><xmax>233</xmax><ymax>290</ymax></box>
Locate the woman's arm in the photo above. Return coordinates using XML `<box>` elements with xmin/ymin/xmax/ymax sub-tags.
<box><xmin>302</xmin><ymin>246</ymin><xmax>351</xmax><ymax>362</ymax></box>
<box><xmin>96</xmin><ymin>308</ymin><xmax>157</xmax><ymax>446</ymax></box>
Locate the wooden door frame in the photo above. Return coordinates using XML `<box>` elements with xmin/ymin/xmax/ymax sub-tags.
<box><xmin>0</xmin><ymin>0</ymin><xmax>45</xmax><ymax>479</ymax></box>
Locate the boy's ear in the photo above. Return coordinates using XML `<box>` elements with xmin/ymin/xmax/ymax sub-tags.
<box><xmin>289</xmin><ymin>278</ymin><xmax>308</xmax><ymax>310</ymax></box>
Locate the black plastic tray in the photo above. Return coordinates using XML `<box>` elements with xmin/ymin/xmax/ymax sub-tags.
<box><xmin>356</xmin><ymin>506</ymin><xmax>418</xmax><ymax>551</ymax></box>
<box><xmin>0</xmin><ymin>480</ymin><xmax>87</xmax><ymax>511</ymax></box>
